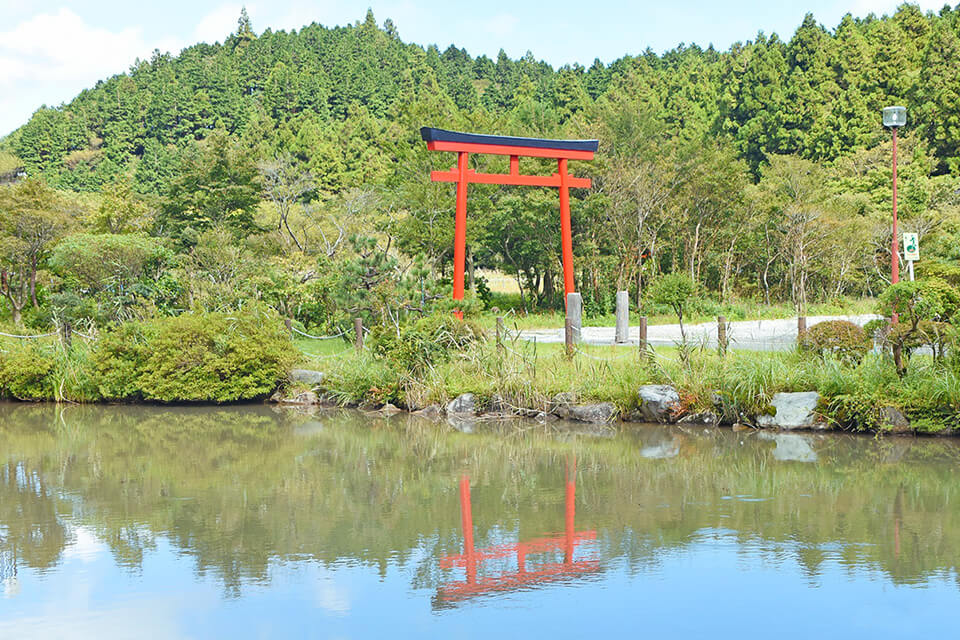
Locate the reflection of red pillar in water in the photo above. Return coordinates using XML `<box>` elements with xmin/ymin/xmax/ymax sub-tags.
<box><xmin>459</xmin><ymin>474</ymin><xmax>476</xmax><ymax>584</ymax></box>
<box><xmin>565</xmin><ymin>456</ymin><xmax>577</xmax><ymax>564</ymax></box>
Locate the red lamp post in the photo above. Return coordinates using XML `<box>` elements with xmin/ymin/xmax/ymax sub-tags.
<box><xmin>883</xmin><ymin>106</ymin><xmax>907</xmax><ymax>287</ymax></box>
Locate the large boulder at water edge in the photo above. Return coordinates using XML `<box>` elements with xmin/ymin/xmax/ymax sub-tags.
<box><xmin>756</xmin><ymin>392</ymin><xmax>822</xmax><ymax>429</ymax></box>
<box><xmin>554</xmin><ymin>402</ymin><xmax>617</xmax><ymax>424</ymax></box>
<box><xmin>447</xmin><ymin>393</ymin><xmax>476</xmax><ymax>416</ymax></box>
<box><xmin>637</xmin><ymin>385</ymin><xmax>681</xmax><ymax>423</ymax></box>
<box><xmin>878</xmin><ymin>406</ymin><xmax>911</xmax><ymax>434</ymax></box>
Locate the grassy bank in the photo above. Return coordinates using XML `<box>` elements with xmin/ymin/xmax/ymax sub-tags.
<box><xmin>3</xmin><ymin>309</ymin><xmax>958</xmax><ymax>434</ymax></box>
<box><xmin>297</xmin><ymin>334</ymin><xmax>960</xmax><ymax>434</ymax></box>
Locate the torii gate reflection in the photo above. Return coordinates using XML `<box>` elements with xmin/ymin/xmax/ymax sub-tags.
<box><xmin>436</xmin><ymin>457</ymin><xmax>600</xmax><ymax>605</ymax></box>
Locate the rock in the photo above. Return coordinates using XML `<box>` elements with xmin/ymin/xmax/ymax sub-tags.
<box><xmin>554</xmin><ymin>402</ymin><xmax>617</xmax><ymax>424</ymax></box>
<box><xmin>447</xmin><ymin>393</ymin><xmax>476</xmax><ymax>416</ymax></box>
<box><xmin>678</xmin><ymin>411</ymin><xmax>718</xmax><ymax>425</ymax></box>
<box><xmin>358</xmin><ymin>400</ymin><xmax>383</xmax><ymax>411</ymax></box>
<box><xmin>290</xmin><ymin>369</ymin><xmax>324</xmax><ymax>386</ymax></box>
<box><xmin>269</xmin><ymin>390</ymin><xmax>284</xmax><ymax>403</ymax></box>
<box><xmin>280</xmin><ymin>391</ymin><xmax>318</xmax><ymax>405</ymax></box>
<box><xmin>550</xmin><ymin>392</ymin><xmax>578</xmax><ymax>411</ymax></box>
<box><xmin>379</xmin><ymin>403</ymin><xmax>402</xmax><ymax>416</ymax></box>
<box><xmin>756</xmin><ymin>392</ymin><xmax>821</xmax><ymax>429</ymax></box>
<box><xmin>878</xmin><ymin>406</ymin><xmax>911</xmax><ymax>434</ymax></box>
<box><xmin>413</xmin><ymin>404</ymin><xmax>443</xmax><ymax>419</ymax></box>
<box><xmin>637</xmin><ymin>385</ymin><xmax>681</xmax><ymax>423</ymax></box>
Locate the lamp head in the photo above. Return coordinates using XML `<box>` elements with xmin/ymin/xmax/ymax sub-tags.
<box><xmin>883</xmin><ymin>106</ymin><xmax>907</xmax><ymax>128</ymax></box>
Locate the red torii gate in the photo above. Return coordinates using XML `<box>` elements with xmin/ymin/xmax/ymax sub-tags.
<box><xmin>421</xmin><ymin>127</ymin><xmax>598</xmax><ymax>317</ymax></box>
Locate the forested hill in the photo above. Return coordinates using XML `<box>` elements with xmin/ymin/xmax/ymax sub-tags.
<box><xmin>4</xmin><ymin>4</ymin><xmax>960</xmax><ymax>193</ymax></box>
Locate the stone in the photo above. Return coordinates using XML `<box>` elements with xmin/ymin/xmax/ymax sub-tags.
<box><xmin>379</xmin><ymin>403</ymin><xmax>402</xmax><ymax>416</ymax></box>
<box><xmin>290</xmin><ymin>369</ymin><xmax>324</xmax><ymax>386</ymax></box>
<box><xmin>637</xmin><ymin>385</ymin><xmax>681</xmax><ymax>423</ymax></box>
<box><xmin>615</xmin><ymin>290</ymin><xmax>629</xmax><ymax>343</ymax></box>
<box><xmin>358</xmin><ymin>400</ymin><xmax>383</xmax><ymax>411</ymax></box>
<box><xmin>678</xmin><ymin>411</ymin><xmax>718</xmax><ymax>425</ymax></box>
<box><xmin>566</xmin><ymin>292</ymin><xmax>583</xmax><ymax>344</ymax></box>
<box><xmin>550</xmin><ymin>392</ymin><xmax>578</xmax><ymax>411</ymax></box>
<box><xmin>413</xmin><ymin>404</ymin><xmax>443</xmax><ymax>419</ymax></box>
<box><xmin>756</xmin><ymin>392</ymin><xmax>821</xmax><ymax>429</ymax></box>
<box><xmin>280</xmin><ymin>391</ymin><xmax>318</xmax><ymax>405</ymax></box>
<box><xmin>878</xmin><ymin>406</ymin><xmax>911</xmax><ymax>434</ymax></box>
<box><xmin>554</xmin><ymin>402</ymin><xmax>617</xmax><ymax>424</ymax></box>
<box><xmin>447</xmin><ymin>393</ymin><xmax>476</xmax><ymax>416</ymax></box>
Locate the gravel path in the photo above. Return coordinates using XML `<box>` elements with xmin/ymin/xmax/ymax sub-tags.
<box><xmin>518</xmin><ymin>314</ymin><xmax>882</xmax><ymax>351</ymax></box>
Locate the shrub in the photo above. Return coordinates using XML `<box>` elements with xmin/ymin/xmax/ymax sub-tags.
<box><xmin>0</xmin><ymin>342</ymin><xmax>58</xmax><ymax>400</ymax></box>
<box><xmin>799</xmin><ymin>320</ymin><xmax>872</xmax><ymax>363</ymax></box>
<box><xmin>878</xmin><ymin>278</ymin><xmax>960</xmax><ymax>376</ymax></box>
<box><xmin>649</xmin><ymin>273</ymin><xmax>698</xmax><ymax>340</ymax></box>
<box><xmin>91</xmin><ymin>310</ymin><xmax>297</xmax><ymax>402</ymax></box>
<box><xmin>369</xmin><ymin>313</ymin><xmax>484</xmax><ymax>373</ymax></box>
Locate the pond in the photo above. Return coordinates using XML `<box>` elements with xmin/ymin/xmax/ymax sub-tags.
<box><xmin>0</xmin><ymin>403</ymin><xmax>958</xmax><ymax>638</ymax></box>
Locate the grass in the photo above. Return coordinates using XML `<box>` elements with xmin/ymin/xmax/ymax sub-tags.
<box><xmin>297</xmin><ymin>328</ymin><xmax>960</xmax><ymax>432</ymax></box>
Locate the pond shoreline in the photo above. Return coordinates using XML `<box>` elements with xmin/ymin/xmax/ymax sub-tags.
<box><xmin>269</xmin><ymin>388</ymin><xmax>960</xmax><ymax>439</ymax></box>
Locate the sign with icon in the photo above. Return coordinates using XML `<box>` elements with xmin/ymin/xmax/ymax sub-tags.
<box><xmin>903</xmin><ymin>232</ymin><xmax>919</xmax><ymax>261</ymax></box>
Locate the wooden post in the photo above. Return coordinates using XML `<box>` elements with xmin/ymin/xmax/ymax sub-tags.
<box><xmin>717</xmin><ymin>315</ymin><xmax>727</xmax><ymax>356</ymax></box>
<box><xmin>638</xmin><ymin>316</ymin><xmax>648</xmax><ymax>357</ymax></box>
<box><xmin>496</xmin><ymin>316</ymin><xmax>504</xmax><ymax>353</ymax></box>
<box><xmin>615</xmin><ymin>290</ymin><xmax>629</xmax><ymax>343</ymax></box>
<box><xmin>60</xmin><ymin>321</ymin><xmax>72</xmax><ymax>350</ymax></box>
<box><xmin>354</xmin><ymin>317</ymin><xmax>363</xmax><ymax>352</ymax></box>
<box><xmin>564</xmin><ymin>317</ymin><xmax>575</xmax><ymax>358</ymax></box>
<box><xmin>797</xmin><ymin>316</ymin><xmax>807</xmax><ymax>338</ymax></box>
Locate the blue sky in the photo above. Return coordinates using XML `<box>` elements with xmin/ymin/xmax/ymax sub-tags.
<box><xmin>0</xmin><ymin>1</ymin><xmax>947</xmax><ymax>136</ymax></box>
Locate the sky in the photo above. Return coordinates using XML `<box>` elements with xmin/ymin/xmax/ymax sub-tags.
<box><xmin>0</xmin><ymin>0</ymin><xmax>949</xmax><ymax>136</ymax></box>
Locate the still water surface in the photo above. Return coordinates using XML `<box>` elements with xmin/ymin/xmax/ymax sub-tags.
<box><xmin>0</xmin><ymin>402</ymin><xmax>958</xmax><ymax>638</ymax></box>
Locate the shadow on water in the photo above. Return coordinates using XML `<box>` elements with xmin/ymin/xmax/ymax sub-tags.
<box><xmin>1</xmin><ymin>400</ymin><xmax>959</xmax><ymax>605</ymax></box>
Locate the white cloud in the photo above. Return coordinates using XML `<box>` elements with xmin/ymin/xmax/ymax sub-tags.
<box><xmin>0</xmin><ymin>4</ymin><xmax>249</xmax><ymax>137</ymax></box>
<box><xmin>0</xmin><ymin>8</ymin><xmax>168</xmax><ymax>136</ymax></box>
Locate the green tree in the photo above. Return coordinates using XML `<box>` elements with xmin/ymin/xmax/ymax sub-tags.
<box><xmin>0</xmin><ymin>180</ymin><xmax>76</xmax><ymax>325</ymax></box>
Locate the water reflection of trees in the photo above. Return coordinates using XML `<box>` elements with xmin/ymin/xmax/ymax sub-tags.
<box><xmin>1</xmin><ymin>402</ymin><xmax>959</xmax><ymax>594</ymax></box>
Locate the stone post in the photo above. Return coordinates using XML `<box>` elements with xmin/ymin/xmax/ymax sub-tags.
<box><xmin>566</xmin><ymin>292</ymin><xmax>582</xmax><ymax>345</ymax></box>
<box><xmin>615</xmin><ymin>290</ymin><xmax>629</xmax><ymax>343</ymax></box>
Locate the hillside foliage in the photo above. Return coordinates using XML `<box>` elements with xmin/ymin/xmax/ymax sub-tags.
<box><xmin>2</xmin><ymin>5</ymin><xmax>960</xmax><ymax>329</ymax></box>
